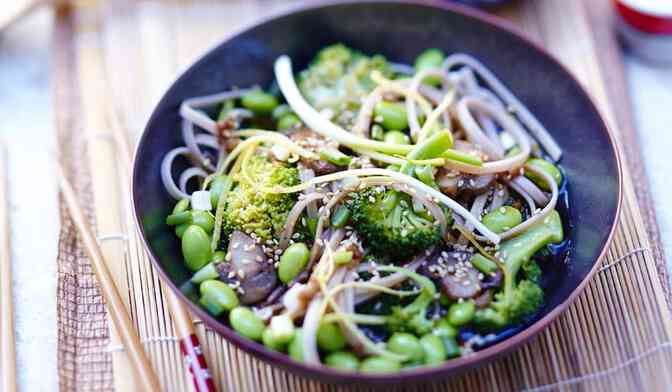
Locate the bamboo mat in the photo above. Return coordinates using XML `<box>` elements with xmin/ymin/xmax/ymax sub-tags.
<box><xmin>52</xmin><ymin>0</ymin><xmax>672</xmax><ymax>391</ymax></box>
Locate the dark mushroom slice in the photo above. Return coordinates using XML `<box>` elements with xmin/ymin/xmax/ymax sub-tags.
<box><xmin>473</xmin><ymin>289</ymin><xmax>492</xmax><ymax>309</ymax></box>
<box><xmin>228</xmin><ymin>230</ymin><xmax>266</xmax><ymax>278</ymax></box>
<box><xmin>436</xmin><ymin>168</ymin><xmax>496</xmax><ymax>199</ymax></box>
<box><xmin>289</xmin><ymin>128</ymin><xmax>342</xmax><ymax>175</ymax></box>
<box><xmin>418</xmin><ymin>250</ymin><xmax>483</xmax><ymax>300</ymax></box>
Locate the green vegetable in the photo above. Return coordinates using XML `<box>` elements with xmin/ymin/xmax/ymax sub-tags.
<box><xmin>288</xmin><ymin>329</ymin><xmax>304</xmax><ymax>362</ymax></box>
<box><xmin>383</xmin><ymin>266</ymin><xmax>437</xmax><ymax>335</ymax></box>
<box><xmin>359</xmin><ymin>356</ymin><xmax>401</xmax><ymax>373</ymax></box>
<box><xmin>298</xmin><ymin>44</ymin><xmax>390</xmax><ymax>128</ymax></box>
<box><xmin>166</xmin><ymin>211</ymin><xmax>191</xmax><ymax>226</ymax></box>
<box><xmin>278</xmin><ymin>242</ymin><xmax>310</xmax><ymax>284</ymax></box>
<box><xmin>371</xmin><ymin>124</ymin><xmax>385</xmax><ymax>141</ymax></box>
<box><xmin>199</xmin><ymin>280</ymin><xmax>239</xmax><ymax>316</ymax></box>
<box><xmin>191</xmin><ymin>211</ymin><xmax>215</xmax><ymax>233</ymax></box>
<box><xmin>522</xmin><ymin>260</ymin><xmax>542</xmax><ymax>284</ymax></box>
<box><xmin>268</xmin><ymin>314</ymin><xmax>295</xmax><ymax>345</ymax></box>
<box><xmin>383</xmin><ymin>130</ymin><xmax>410</xmax><ymax>145</ymax></box>
<box><xmin>191</xmin><ymin>263</ymin><xmax>219</xmax><ymax>284</ymax></box>
<box><xmin>331</xmin><ymin>205</ymin><xmax>351</xmax><ymax>228</ymax></box>
<box><xmin>173</xmin><ymin>198</ymin><xmax>190</xmax><ymax>214</ymax></box>
<box><xmin>209</xmin><ymin>175</ymin><xmax>233</xmax><ymax>209</ymax></box>
<box><xmin>175</xmin><ymin>224</ymin><xmax>189</xmax><ymax>238</ymax></box>
<box><xmin>317</xmin><ymin>322</ymin><xmax>346</xmax><ymax>352</ymax></box>
<box><xmin>414</xmin><ymin>165</ymin><xmax>435</xmax><ymax>186</ymax></box>
<box><xmin>441</xmin><ymin>149</ymin><xmax>483</xmax><ymax>167</ymax></box>
<box><xmin>400</xmin><ymin>131</ymin><xmax>453</xmax><ymax>182</ymax></box>
<box><xmin>262</xmin><ymin>328</ymin><xmax>284</xmax><ymax>351</ymax></box>
<box><xmin>420</xmin><ymin>334</ymin><xmax>446</xmax><ymax>365</ymax></box>
<box><xmin>222</xmin><ymin>156</ymin><xmax>299</xmax><ymax>241</ymax></box>
<box><xmin>272</xmin><ymin>104</ymin><xmax>292</xmax><ymax>119</ymax></box>
<box><xmin>470</xmin><ymin>254</ymin><xmax>499</xmax><ymax>275</ymax></box>
<box><xmin>217</xmin><ymin>99</ymin><xmax>235</xmax><ymax>122</ymax></box>
<box><xmin>349</xmin><ymin>188</ymin><xmax>441</xmax><ymax>259</ymax></box>
<box><xmin>447</xmin><ymin>301</ymin><xmax>476</xmax><ymax>326</ymax></box>
<box><xmin>473</xmin><ymin>210</ymin><xmax>564</xmax><ymax>331</ymax></box>
<box><xmin>525</xmin><ymin>158</ymin><xmax>562</xmax><ymax>191</ymax></box>
<box><xmin>332</xmin><ymin>250</ymin><xmax>353</xmax><ymax>266</ymax></box>
<box><xmin>482</xmin><ymin>206</ymin><xmax>523</xmax><ymax>234</ymax></box>
<box><xmin>443</xmin><ymin>337</ymin><xmax>461</xmax><ymax>359</ymax></box>
<box><xmin>212</xmin><ymin>250</ymin><xmax>226</xmax><ymax>263</ymax></box>
<box><xmin>374</xmin><ymin>101</ymin><xmax>408</xmax><ymax>131</ymax></box>
<box><xmin>432</xmin><ymin>319</ymin><xmax>458</xmax><ymax>339</ymax></box>
<box><xmin>319</xmin><ymin>148</ymin><xmax>352</xmax><ymax>167</ymax></box>
<box><xmin>182</xmin><ymin>225</ymin><xmax>212</xmax><ymax>271</ymax></box>
<box><xmin>387</xmin><ymin>332</ymin><xmax>424</xmax><ymax>363</ymax></box>
<box><xmin>241</xmin><ymin>89</ymin><xmax>278</xmax><ymax>115</ymax></box>
<box><xmin>414</xmin><ymin>48</ymin><xmax>445</xmax><ymax>86</ymax></box>
<box><xmin>229</xmin><ymin>307</ymin><xmax>265</xmax><ymax>341</ymax></box>
<box><xmin>325</xmin><ymin>351</ymin><xmax>360</xmax><ymax>371</ymax></box>
<box><xmin>277</xmin><ymin>113</ymin><xmax>302</xmax><ymax>131</ymax></box>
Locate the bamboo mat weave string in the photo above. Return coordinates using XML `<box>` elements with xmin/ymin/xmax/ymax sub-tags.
<box><xmin>52</xmin><ymin>1</ymin><xmax>672</xmax><ymax>391</ymax></box>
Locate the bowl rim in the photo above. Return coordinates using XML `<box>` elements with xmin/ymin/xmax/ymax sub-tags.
<box><xmin>132</xmin><ymin>0</ymin><xmax>624</xmax><ymax>384</ymax></box>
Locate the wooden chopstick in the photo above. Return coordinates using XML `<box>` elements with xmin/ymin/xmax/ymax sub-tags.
<box><xmin>0</xmin><ymin>146</ymin><xmax>16</xmax><ymax>392</ymax></box>
<box><xmin>57</xmin><ymin>166</ymin><xmax>161</xmax><ymax>391</ymax></box>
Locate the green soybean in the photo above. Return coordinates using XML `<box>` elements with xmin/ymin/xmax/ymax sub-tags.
<box><xmin>433</xmin><ymin>319</ymin><xmax>458</xmax><ymax>339</ymax></box>
<box><xmin>448</xmin><ymin>301</ymin><xmax>476</xmax><ymax>326</ymax></box>
<box><xmin>332</xmin><ymin>250</ymin><xmax>353</xmax><ymax>266</ymax></box>
<box><xmin>317</xmin><ymin>322</ymin><xmax>346</xmax><ymax>352</ymax></box>
<box><xmin>469</xmin><ymin>254</ymin><xmax>499</xmax><ymax>275</ymax></box>
<box><xmin>420</xmin><ymin>334</ymin><xmax>447</xmax><ymax>365</ymax></box>
<box><xmin>166</xmin><ymin>211</ymin><xmax>191</xmax><ymax>226</ymax></box>
<box><xmin>325</xmin><ymin>351</ymin><xmax>360</xmax><ymax>371</ymax></box>
<box><xmin>173</xmin><ymin>198</ymin><xmax>190</xmax><ymax>214</ymax></box>
<box><xmin>482</xmin><ymin>206</ymin><xmax>522</xmax><ymax>234</ymax></box>
<box><xmin>175</xmin><ymin>224</ymin><xmax>189</xmax><ymax>238</ymax></box>
<box><xmin>212</xmin><ymin>250</ymin><xmax>226</xmax><ymax>263</ymax></box>
<box><xmin>278</xmin><ymin>242</ymin><xmax>310</xmax><ymax>284</ymax></box>
<box><xmin>199</xmin><ymin>280</ymin><xmax>239</xmax><ymax>316</ymax></box>
<box><xmin>272</xmin><ymin>104</ymin><xmax>292</xmax><ymax>120</ymax></box>
<box><xmin>371</xmin><ymin>124</ymin><xmax>385</xmax><ymax>141</ymax></box>
<box><xmin>384</xmin><ymin>130</ymin><xmax>410</xmax><ymax>145</ymax></box>
<box><xmin>374</xmin><ymin>101</ymin><xmax>408</xmax><ymax>131</ymax></box>
<box><xmin>191</xmin><ymin>211</ymin><xmax>215</xmax><ymax>233</ymax></box>
<box><xmin>262</xmin><ymin>328</ymin><xmax>284</xmax><ymax>352</ymax></box>
<box><xmin>182</xmin><ymin>225</ymin><xmax>212</xmax><ymax>271</ymax></box>
<box><xmin>331</xmin><ymin>205</ymin><xmax>351</xmax><ymax>228</ymax></box>
<box><xmin>229</xmin><ymin>307</ymin><xmax>264</xmax><ymax>341</ymax></box>
<box><xmin>443</xmin><ymin>337</ymin><xmax>461</xmax><ymax>359</ymax></box>
<box><xmin>191</xmin><ymin>263</ymin><xmax>219</xmax><ymax>284</ymax></box>
<box><xmin>359</xmin><ymin>356</ymin><xmax>401</xmax><ymax>373</ymax></box>
<box><xmin>277</xmin><ymin>113</ymin><xmax>301</xmax><ymax>131</ymax></box>
<box><xmin>241</xmin><ymin>89</ymin><xmax>278</xmax><ymax>115</ymax></box>
<box><xmin>525</xmin><ymin>158</ymin><xmax>562</xmax><ymax>191</ymax></box>
<box><xmin>414</xmin><ymin>48</ymin><xmax>445</xmax><ymax>86</ymax></box>
<box><xmin>288</xmin><ymin>329</ymin><xmax>304</xmax><ymax>362</ymax></box>
<box><xmin>387</xmin><ymin>332</ymin><xmax>424</xmax><ymax>363</ymax></box>
<box><xmin>209</xmin><ymin>175</ymin><xmax>232</xmax><ymax>209</ymax></box>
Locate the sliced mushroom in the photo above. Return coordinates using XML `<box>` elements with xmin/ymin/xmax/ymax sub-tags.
<box><xmin>239</xmin><ymin>268</ymin><xmax>278</xmax><ymax>304</ymax></box>
<box><xmin>228</xmin><ymin>230</ymin><xmax>266</xmax><ymax>278</ymax></box>
<box><xmin>473</xmin><ymin>289</ymin><xmax>492</xmax><ymax>309</ymax></box>
<box><xmin>289</xmin><ymin>128</ymin><xmax>342</xmax><ymax>175</ymax></box>
<box><xmin>436</xmin><ymin>169</ymin><xmax>496</xmax><ymax>199</ymax></box>
<box><xmin>418</xmin><ymin>250</ymin><xmax>482</xmax><ymax>300</ymax></box>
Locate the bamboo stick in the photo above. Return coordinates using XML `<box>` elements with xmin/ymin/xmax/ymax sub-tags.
<box><xmin>0</xmin><ymin>146</ymin><xmax>16</xmax><ymax>392</ymax></box>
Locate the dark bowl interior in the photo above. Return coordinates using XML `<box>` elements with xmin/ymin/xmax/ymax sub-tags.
<box><xmin>133</xmin><ymin>0</ymin><xmax>621</xmax><ymax>385</ymax></box>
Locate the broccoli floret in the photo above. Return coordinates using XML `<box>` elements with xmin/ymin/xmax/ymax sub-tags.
<box><xmin>298</xmin><ymin>43</ymin><xmax>390</xmax><ymax>128</ymax></box>
<box><xmin>473</xmin><ymin>210</ymin><xmax>564</xmax><ymax>331</ymax></box>
<box><xmin>348</xmin><ymin>188</ymin><xmax>442</xmax><ymax>260</ymax></box>
<box><xmin>222</xmin><ymin>155</ymin><xmax>299</xmax><ymax>241</ymax></box>
<box><xmin>386</xmin><ymin>269</ymin><xmax>437</xmax><ymax>335</ymax></box>
<box><xmin>521</xmin><ymin>260</ymin><xmax>542</xmax><ymax>284</ymax></box>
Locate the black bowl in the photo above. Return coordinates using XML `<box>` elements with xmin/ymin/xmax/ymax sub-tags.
<box><xmin>133</xmin><ymin>0</ymin><xmax>622</xmax><ymax>385</ymax></box>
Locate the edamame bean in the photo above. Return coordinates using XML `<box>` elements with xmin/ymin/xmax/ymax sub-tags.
<box><xmin>209</xmin><ymin>175</ymin><xmax>232</xmax><ymax>209</ymax></box>
<box><xmin>332</xmin><ymin>250</ymin><xmax>353</xmax><ymax>266</ymax></box>
<box><xmin>262</xmin><ymin>328</ymin><xmax>284</xmax><ymax>351</ymax></box>
<box><xmin>448</xmin><ymin>301</ymin><xmax>476</xmax><ymax>326</ymax></box>
<box><xmin>173</xmin><ymin>198</ymin><xmax>190</xmax><ymax>214</ymax></box>
<box><xmin>331</xmin><ymin>205</ymin><xmax>351</xmax><ymax>228</ymax></box>
<box><xmin>482</xmin><ymin>206</ymin><xmax>522</xmax><ymax>234</ymax></box>
<box><xmin>420</xmin><ymin>334</ymin><xmax>446</xmax><ymax>365</ymax></box>
<box><xmin>320</xmin><ymin>148</ymin><xmax>352</xmax><ymax>167</ymax></box>
<box><xmin>443</xmin><ymin>336</ymin><xmax>461</xmax><ymax>359</ymax></box>
<box><xmin>241</xmin><ymin>89</ymin><xmax>278</xmax><ymax>115</ymax></box>
<box><xmin>229</xmin><ymin>306</ymin><xmax>265</xmax><ymax>341</ymax></box>
<box><xmin>175</xmin><ymin>224</ymin><xmax>189</xmax><ymax>238</ymax></box>
<box><xmin>288</xmin><ymin>329</ymin><xmax>304</xmax><ymax>362</ymax></box>
<box><xmin>182</xmin><ymin>225</ymin><xmax>212</xmax><ymax>271</ymax></box>
<box><xmin>325</xmin><ymin>351</ymin><xmax>360</xmax><ymax>371</ymax></box>
<box><xmin>317</xmin><ymin>322</ymin><xmax>346</xmax><ymax>352</ymax></box>
<box><xmin>191</xmin><ymin>263</ymin><xmax>219</xmax><ymax>284</ymax></box>
<box><xmin>414</xmin><ymin>48</ymin><xmax>445</xmax><ymax>86</ymax></box>
<box><xmin>278</xmin><ymin>242</ymin><xmax>310</xmax><ymax>283</ymax></box>
<box><xmin>387</xmin><ymin>332</ymin><xmax>424</xmax><ymax>363</ymax></box>
<box><xmin>277</xmin><ymin>113</ymin><xmax>301</xmax><ymax>131</ymax></box>
<box><xmin>384</xmin><ymin>130</ymin><xmax>410</xmax><ymax>145</ymax></box>
<box><xmin>359</xmin><ymin>356</ymin><xmax>401</xmax><ymax>373</ymax></box>
<box><xmin>199</xmin><ymin>280</ymin><xmax>239</xmax><ymax>316</ymax></box>
<box><xmin>166</xmin><ymin>211</ymin><xmax>191</xmax><ymax>226</ymax></box>
<box><xmin>469</xmin><ymin>254</ymin><xmax>498</xmax><ymax>275</ymax></box>
<box><xmin>272</xmin><ymin>104</ymin><xmax>292</xmax><ymax>120</ymax></box>
<box><xmin>433</xmin><ymin>319</ymin><xmax>458</xmax><ymax>339</ymax></box>
<box><xmin>525</xmin><ymin>158</ymin><xmax>562</xmax><ymax>191</ymax></box>
<box><xmin>191</xmin><ymin>211</ymin><xmax>215</xmax><ymax>233</ymax></box>
<box><xmin>374</xmin><ymin>101</ymin><xmax>408</xmax><ymax>131</ymax></box>
<box><xmin>212</xmin><ymin>250</ymin><xmax>226</xmax><ymax>263</ymax></box>
<box><xmin>371</xmin><ymin>124</ymin><xmax>385</xmax><ymax>141</ymax></box>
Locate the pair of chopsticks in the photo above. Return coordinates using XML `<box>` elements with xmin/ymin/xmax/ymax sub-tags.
<box><xmin>0</xmin><ymin>146</ymin><xmax>17</xmax><ymax>392</ymax></box>
<box><xmin>58</xmin><ymin>108</ymin><xmax>216</xmax><ymax>390</ymax></box>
